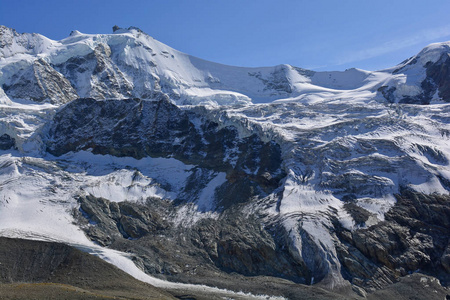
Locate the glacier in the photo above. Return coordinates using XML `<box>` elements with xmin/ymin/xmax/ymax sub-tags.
<box><xmin>1</xmin><ymin>25</ymin><xmax>450</xmax><ymax>297</ymax></box>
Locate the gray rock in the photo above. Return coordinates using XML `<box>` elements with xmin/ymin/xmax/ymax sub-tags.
<box><xmin>441</xmin><ymin>244</ymin><xmax>450</xmax><ymax>273</ymax></box>
<box><xmin>74</xmin><ymin>193</ymin><xmax>311</xmax><ymax>286</ymax></box>
<box><xmin>2</xmin><ymin>58</ymin><xmax>78</xmax><ymax>104</ymax></box>
<box><xmin>424</xmin><ymin>53</ymin><xmax>450</xmax><ymax>103</ymax></box>
<box><xmin>54</xmin><ymin>43</ymin><xmax>134</xmax><ymax>99</ymax></box>
<box><xmin>0</xmin><ymin>134</ymin><xmax>15</xmax><ymax>150</ymax></box>
<box><xmin>75</xmin><ymin>194</ymin><xmax>168</xmax><ymax>245</ymax></box>
<box><xmin>336</xmin><ymin>189</ymin><xmax>450</xmax><ymax>290</ymax></box>
<box><xmin>47</xmin><ymin>95</ymin><xmax>285</xmax><ymax>210</ymax></box>
<box><xmin>352</xmin><ymin>285</ymin><xmax>367</xmax><ymax>298</ymax></box>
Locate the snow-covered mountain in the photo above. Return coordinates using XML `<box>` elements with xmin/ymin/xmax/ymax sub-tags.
<box><xmin>1</xmin><ymin>25</ymin><xmax>450</xmax><ymax>298</ymax></box>
<box><xmin>3</xmin><ymin>25</ymin><xmax>450</xmax><ymax>107</ymax></box>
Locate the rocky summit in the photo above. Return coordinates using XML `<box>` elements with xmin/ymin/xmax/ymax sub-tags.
<box><xmin>0</xmin><ymin>25</ymin><xmax>450</xmax><ymax>299</ymax></box>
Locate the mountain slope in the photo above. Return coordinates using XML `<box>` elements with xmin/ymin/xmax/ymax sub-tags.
<box><xmin>0</xmin><ymin>237</ymin><xmax>175</xmax><ymax>299</ymax></box>
<box><xmin>0</xmin><ymin>25</ymin><xmax>450</xmax><ymax>298</ymax></box>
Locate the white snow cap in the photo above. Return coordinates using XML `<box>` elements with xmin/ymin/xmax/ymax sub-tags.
<box><xmin>69</xmin><ymin>30</ymin><xmax>82</xmax><ymax>36</ymax></box>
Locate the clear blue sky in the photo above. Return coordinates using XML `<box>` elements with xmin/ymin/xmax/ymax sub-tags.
<box><xmin>2</xmin><ymin>0</ymin><xmax>450</xmax><ymax>71</ymax></box>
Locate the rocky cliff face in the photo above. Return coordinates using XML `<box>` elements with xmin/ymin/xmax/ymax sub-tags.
<box><xmin>2</xmin><ymin>58</ymin><xmax>78</xmax><ymax>104</ymax></box>
<box><xmin>74</xmin><ymin>194</ymin><xmax>310</xmax><ymax>285</ymax></box>
<box><xmin>378</xmin><ymin>42</ymin><xmax>450</xmax><ymax>104</ymax></box>
<box><xmin>336</xmin><ymin>190</ymin><xmax>450</xmax><ymax>291</ymax></box>
<box><xmin>46</xmin><ymin>95</ymin><xmax>285</xmax><ymax>208</ymax></box>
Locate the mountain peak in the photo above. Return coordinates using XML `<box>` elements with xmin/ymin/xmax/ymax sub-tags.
<box><xmin>112</xmin><ymin>25</ymin><xmax>145</xmax><ymax>35</ymax></box>
<box><xmin>112</xmin><ymin>25</ymin><xmax>121</xmax><ymax>32</ymax></box>
<box><xmin>69</xmin><ymin>30</ymin><xmax>82</xmax><ymax>36</ymax></box>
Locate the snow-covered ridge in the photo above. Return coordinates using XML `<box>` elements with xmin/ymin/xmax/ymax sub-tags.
<box><xmin>2</xmin><ymin>25</ymin><xmax>450</xmax><ymax>106</ymax></box>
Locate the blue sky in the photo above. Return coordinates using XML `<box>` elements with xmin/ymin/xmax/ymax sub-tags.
<box><xmin>2</xmin><ymin>0</ymin><xmax>450</xmax><ymax>71</ymax></box>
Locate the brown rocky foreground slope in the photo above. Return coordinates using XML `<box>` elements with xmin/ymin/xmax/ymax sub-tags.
<box><xmin>0</xmin><ymin>237</ymin><xmax>174</xmax><ymax>299</ymax></box>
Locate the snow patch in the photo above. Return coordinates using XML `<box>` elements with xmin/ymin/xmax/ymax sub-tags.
<box><xmin>196</xmin><ymin>172</ymin><xmax>227</xmax><ymax>211</ymax></box>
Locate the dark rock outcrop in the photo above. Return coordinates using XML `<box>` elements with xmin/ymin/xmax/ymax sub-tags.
<box><xmin>54</xmin><ymin>43</ymin><xmax>134</xmax><ymax>99</ymax></box>
<box><xmin>74</xmin><ymin>193</ymin><xmax>309</xmax><ymax>285</ymax></box>
<box><xmin>377</xmin><ymin>86</ymin><xmax>397</xmax><ymax>103</ymax></box>
<box><xmin>74</xmin><ymin>189</ymin><xmax>450</xmax><ymax>299</ymax></box>
<box><xmin>2</xmin><ymin>58</ymin><xmax>78</xmax><ymax>104</ymax></box>
<box><xmin>47</xmin><ymin>95</ymin><xmax>285</xmax><ymax>207</ymax></box>
<box><xmin>249</xmin><ymin>65</ymin><xmax>294</xmax><ymax>94</ymax></box>
<box><xmin>76</xmin><ymin>194</ymin><xmax>169</xmax><ymax>245</ymax></box>
<box><xmin>381</xmin><ymin>51</ymin><xmax>450</xmax><ymax>104</ymax></box>
<box><xmin>336</xmin><ymin>189</ymin><xmax>450</xmax><ymax>291</ymax></box>
<box><xmin>0</xmin><ymin>133</ymin><xmax>15</xmax><ymax>150</ymax></box>
<box><xmin>424</xmin><ymin>53</ymin><xmax>450</xmax><ymax>102</ymax></box>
